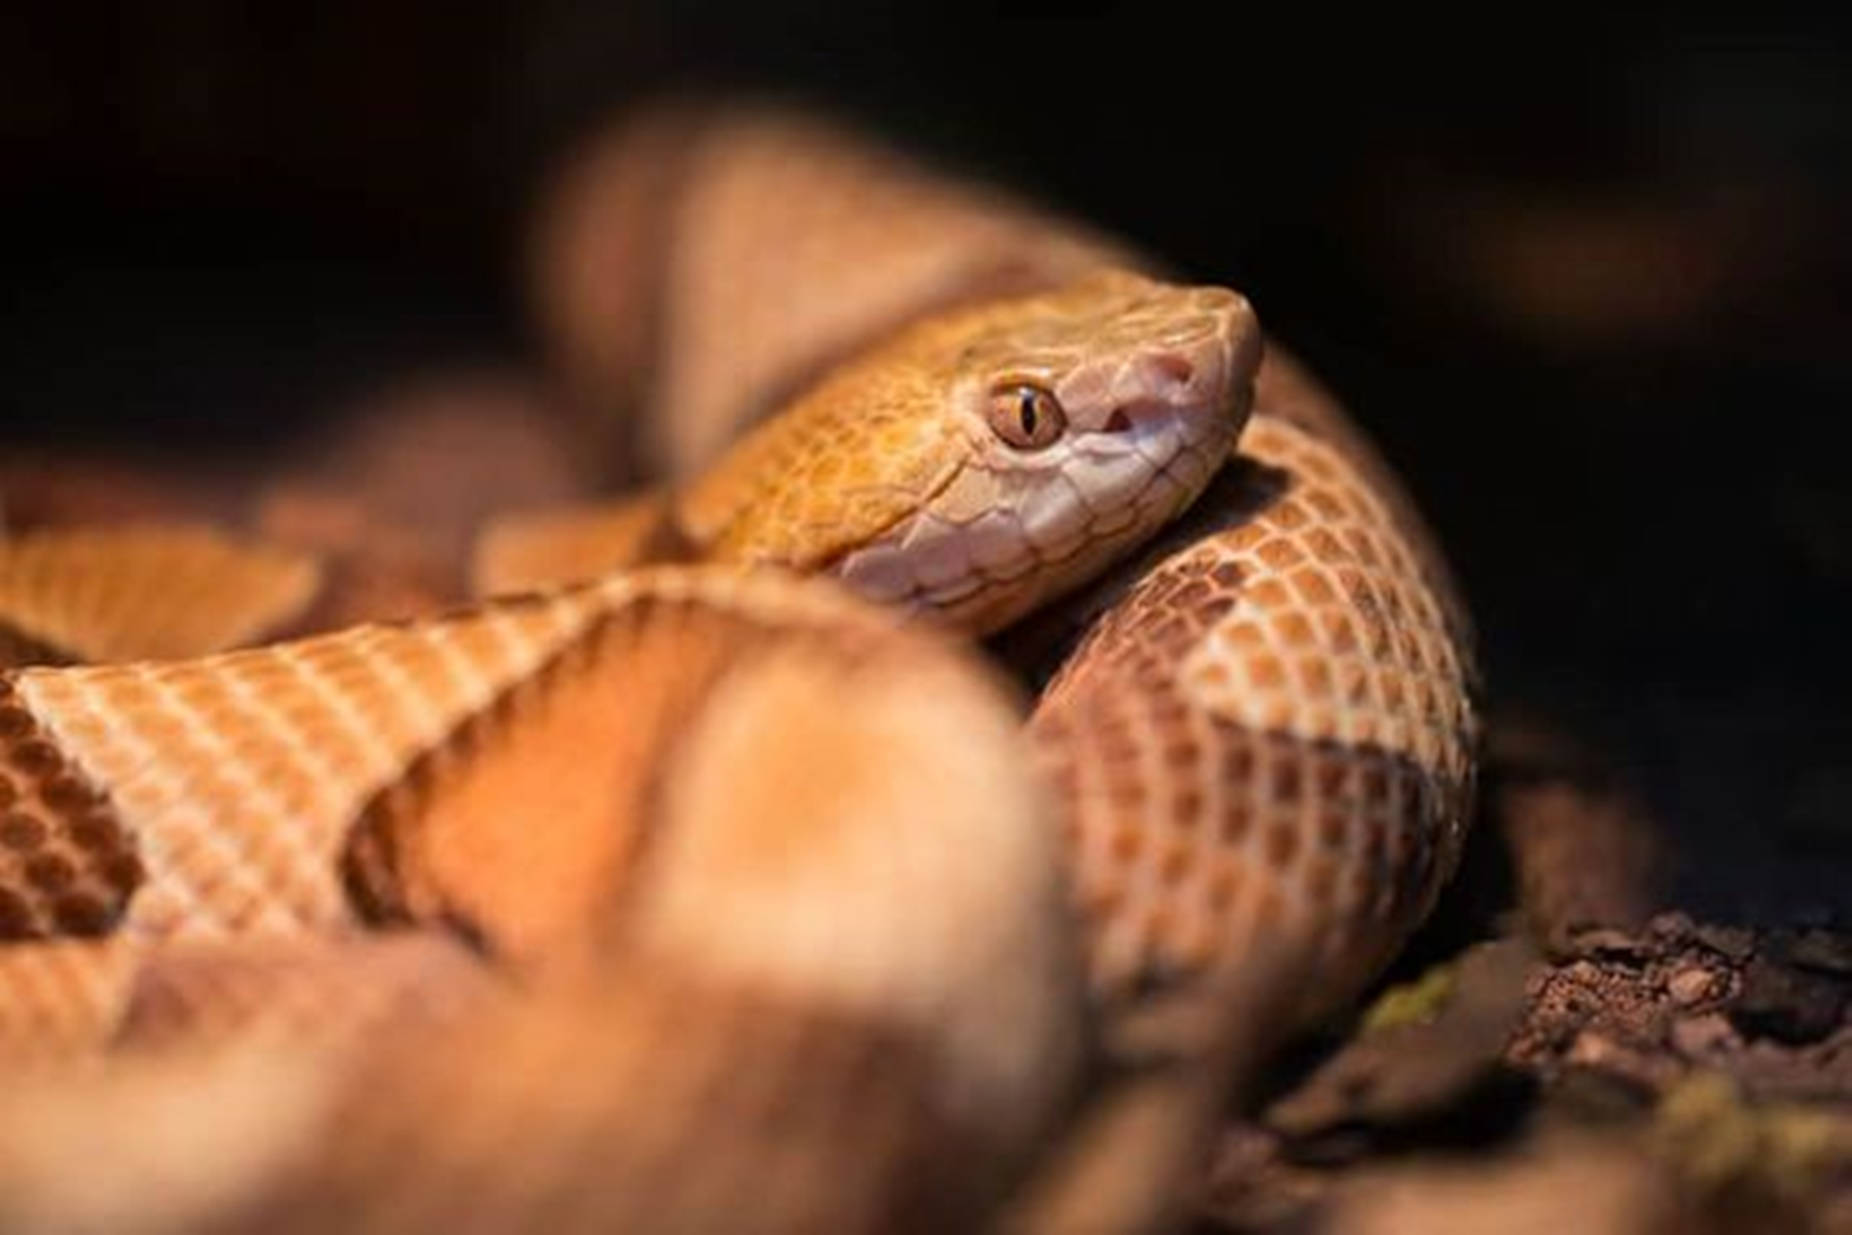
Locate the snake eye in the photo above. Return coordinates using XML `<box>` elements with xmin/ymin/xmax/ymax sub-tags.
<box><xmin>987</xmin><ymin>384</ymin><xmax>1066</xmax><ymax>451</ymax></box>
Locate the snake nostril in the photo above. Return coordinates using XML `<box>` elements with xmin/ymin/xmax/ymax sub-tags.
<box><xmin>1147</xmin><ymin>354</ymin><xmax>1195</xmax><ymax>387</ymax></box>
<box><xmin>1103</xmin><ymin>408</ymin><xmax>1133</xmax><ymax>433</ymax></box>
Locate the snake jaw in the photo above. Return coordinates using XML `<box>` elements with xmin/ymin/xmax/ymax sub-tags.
<box><xmin>680</xmin><ymin>274</ymin><xmax>1259</xmax><ymax>628</ymax></box>
<box><xmin>669</xmin><ymin>272</ymin><xmax>1263</xmax><ymax>641</ymax></box>
<box><xmin>832</xmin><ymin>340</ymin><xmax>1250</xmax><ymax>635</ymax></box>
<box><xmin>919</xmin><ymin>285</ymin><xmax>1256</xmax><ymax>631</ymax></box>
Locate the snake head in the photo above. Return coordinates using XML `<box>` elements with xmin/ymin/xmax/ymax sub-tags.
<box><xmin>677</xmin><ymin>270</ymin><xmax>1261</xmax><ymax>633</ymax></box>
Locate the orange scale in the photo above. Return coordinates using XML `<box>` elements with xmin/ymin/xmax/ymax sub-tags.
<box><xmin>1188</xmin><ymin>658</ymin><xmax>1233</xmax><ymax>693</ymax></box>
<box><xmin>1164</xmin><ymin>914</ymin><xmax>1220</xmax><ymax>977</ymax></box>
<box><xmin>1320</xmin><ymin>613</ymin><xmax>1360</xmax><ymax>656</ymax></box>
<box><xmin>1156</xmin><ymin>839</ymin><xmax>1196</xmax><ymax>886</ymax></box>
<box><xmin>1275</xmin><ymin>612</ymin><xmax>1318</xmax><ymax>648</ymax></box>
<box><xmin>130</xmin><ymin>714</ymin><xmax>201</xmax><ymax>753</ymax></box>
<box><xmin>1255</xmin><ymin>538</ymin><xmax>1305</xmax><ymax>571</ymax></box>
<box><xmin>1296</xmin><ymin>451</ymin><xmax>1338</xmax><ymax>481</ymax></box>
<box><xmin>1192</xmin><ymin>864</ymin><xmax>1237</xmax><ymax>924</ymax></box>
<box><xmin>1217</xmin><ymin>801</ymin><xmax>1253</xmax><ymax>845</ymax></box>
<box><xmin>1342</xmin><ymin>527</ymin><xmax>1381</xmax><ymax>568</ymax></box>
<box><xmin>1296</xmin><ymin>656</ymin><xmax>1335</xmax><ymax>697</ymax></box>
<box><xmin>213</xmin><ymin>890</ymin><xmax>273</xmax><ymax>933</ymax></box>
<box><xmin>1256</xmin><ymin>697</ymin><xmax>1297</xmax><ymax>732</ymax></box>
<box><xmin>50</xmin><ymin>718</ymin><xmax>112</xmax><ymax>749</ymax></box>
<box><xmin>1245</xmin><ymin>574</ymin><xmax>1291</xmax><ymax>607</ymax></box>
<box><xmin>1139</xmin><ymin>574</ymin><xmax>1182</xmax><ymax>606</ymax></box>
<box><xmin>1147</xmin><ymin>691</ymin><xmax>1192</xmax><ymax>729</ymax></box>
<box><xmin>287</xmin><ymin>638</ymin><xmax>364</xmax><ymax>671</ymax></box>
<box><xmin>1347</xmin><ymin>713</ymin><xmax>1381</xmax><ymax>746</ymax></box>
<box><xmin>1302</xmin><ymin>705</ymin><xmax>1342</xmax><ymax>741</ymax></box>
<box><xmin>1365</xmin><ymin>624</ymin><xmax>1395</xmax><ymax>661</ymax></box>
<box><xmin>1399</xmin><ymin>637</ymin><xmax>1431</xmax><ymax>678</ymax></box>
<box><xmin>229</xmin><ymin>654</ymin><xmax>306</xmax><ymax>686</ymax></box>
<box><xmin>1250</xmin><ymin>886</ymin><xmax>1287</xmax><ymax>933</ymax></box>
<box><xmin>1079</xmin><ymin>879</ymin><xmax>1126</xmax><ymax>924</ymax></box>
<box><xmin>1270</xmin><ymin>760</ymin><xmax>1305</xmax><ymax>806</ymax></box>
<box><xmin>1261</xmin><ymin>494</ymin><xmax>1308</xmax><ymax>531</ymax></box>
<box><xmin>1278</xmin><ymin>567</ymin><xmax>1329</xmax><ymax>609</ymax></box>
<box><xmin>1259</xmin><ymin>817</ymin><xmax>1302</xmax><ymax>879</ymax></box>
<box><xmin>1305</xmin><ymin>528</ymin><xmax>1348</xmax><ymax>564</ymax></box>
<box><xmin>1314</xmin><ymin>807</ymin><xmax>1350</xmax><ymax>851</ymax></box>
<box><xmin>1107</xmin><ymin>822</ymin><xmax>1146</xmax><ymax>866</ymax></box>
<box><xmin>0</xmin><ymin>812</ymin><xmax>47</xmax><ymax>852</ymax></box>
<box><xmin>1302</xmin><ymin>487</ymin><xmax>1346</xmax><ymax>520</ymax></box>
<box><xmin>1162</xmin><ymin>735</ymin><xmax>1201</xmax><ymax>772</ymax></box>
<box><xmin>1140</xmin><ymin>904</ymin><xmax>1176</xmax><ymax>954</ymax></box>
<box><xmin>163</xmin><ymin>676</ymin><xmax>228</xmax><ymax>711</ymax></box>
<box><xmin>1301</xmin><ymin>855</ymin><xmax>1340</xmax><ymax>906</ymax></box>
<box><xmin>1336</xmin><ymin>664</ymin><xmax>1372</xmax><ymax>707</ymax></box>
<box><xmin>1209</xmin><ymin>560</ymin><xmax>1244</xmax><ymax>589</ymax></box>
<box><xmin>1245</xmin><ymin>653</ymin><xmax>1287</xmax><ymax>691</ymax></box>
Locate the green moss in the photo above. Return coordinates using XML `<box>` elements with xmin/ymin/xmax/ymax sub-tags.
<box><xmin>1652</xmin><ymin>1071</ymin><xmax>1852</xmax><ymax>1205</ymax></box>
<box><xmin>1359</xmin><ymin>964</ymin><xmax>1457</xmax><ymax>1033</ymax></box>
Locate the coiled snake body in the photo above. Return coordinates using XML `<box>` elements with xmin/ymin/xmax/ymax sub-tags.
<box><xmin>0</xmin><ymin>103</ymin><xmax>1477</xmax><ymax>1232</ymax></box>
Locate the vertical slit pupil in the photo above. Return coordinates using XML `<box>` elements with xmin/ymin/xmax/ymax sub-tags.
<box><xmin>1019</xmin><ymin>391</ymin><xmax>1037</xmax><ymax>436</ymax></box>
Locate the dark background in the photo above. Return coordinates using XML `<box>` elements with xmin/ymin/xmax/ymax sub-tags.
<box><xmin>2</xmin><ymin>4</ymin><xmax>1848</xmax><ymax>920</ymax></box>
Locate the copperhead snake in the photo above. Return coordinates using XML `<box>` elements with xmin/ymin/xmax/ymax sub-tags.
<box><xmin>0</xmin><ymin>102</ymin><xmax>1478</xmax><ymax>1232</ymax></box>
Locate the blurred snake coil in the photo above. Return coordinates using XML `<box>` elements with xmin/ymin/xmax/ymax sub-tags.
<box><xmin>0</xmin><ymin>101</ymin><xmax>1478</xmax><ymax>1233</ymax></box>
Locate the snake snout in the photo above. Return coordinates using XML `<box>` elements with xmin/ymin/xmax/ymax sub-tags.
<box><xmin>1123</xmin><ymin>332</ymin><xmax>1243</xmax><ymax>419</ymax></box>
<box><xmin>1193</xmin><ymin>284</ymin><xmax>1264</xmax><ymax>383</ymax></box>
<box><xmin>1085</xmin><ymin>337</ymin><xmax>1244</xmax><ymax>449</ymax></box>
<box><xmin>1145</xmin><ymin>352</ymin><xmax>1197</xmax><ymax>388</ymax></box>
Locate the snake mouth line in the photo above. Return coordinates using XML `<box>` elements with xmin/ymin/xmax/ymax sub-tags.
<box><xmin>899</xmin><ymin>435</ymin><xmax>1222</xmax><ymax>625</ymax></box>
<box><xmin>805</xmin><ymin>453</ymin><xmax>975</xmax><ymax>581</ymax></box>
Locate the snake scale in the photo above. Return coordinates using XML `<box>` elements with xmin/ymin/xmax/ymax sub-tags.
<box><xmin>0</xmin><ymin>101</ymin><xmax>1478</xmax><ymax>1232</ymax></box>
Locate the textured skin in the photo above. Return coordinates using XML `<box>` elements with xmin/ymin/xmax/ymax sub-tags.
<box><xmin>0</xmin><ymin>102</ymin><xmax>1479</xmax><ymax>1231</ymax></box>
<box><xmin>1030</xmin><ymin>355</ymin><xmax>1479</xmax><ymax>1041</ymax></box>
<box><xmin>0</xmin><ymin>525</ymin><xmax>321</xmax><ymax>668</ymax></box>
<box><xmin>489</xmin><ymin>271</ymin><xmax>1258</xmax><ymax>637</ymax></box>
<box><xmin>3</xmin><ymin>586</ymin><xmax>600</xmax><ymax>946</ymax></box>
<box><xmin>0</xmin><ymin>938</ymin><xmax>139</xmax><ymax>1061</ymax></box>
<box><xmin>0</xmin><ymin>569</ymin><xmax>1084</xmax><ymax>1234</ymax></box>
<box><xmin>528</xmin><ymin>102</ymin><xmax>1480</xmax><ymax>1039</ymax></box>
<box><xmin>0</xmin><ymin>566</ymin><xmax>1080</xmax><ymax>1027</ymax></box>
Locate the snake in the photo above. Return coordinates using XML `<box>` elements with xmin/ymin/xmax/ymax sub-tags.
<box><xmin>0</xmin><ymin>101</ymin><xmax>1479</xmax><ymax>1232</ymax></box>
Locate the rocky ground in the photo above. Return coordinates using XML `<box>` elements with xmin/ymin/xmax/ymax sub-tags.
<box><xmin>1192</xmin><ymin>722</ymin><xmax>1852</xmax><ymax>1235</ymax></box>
